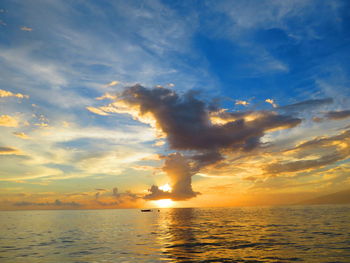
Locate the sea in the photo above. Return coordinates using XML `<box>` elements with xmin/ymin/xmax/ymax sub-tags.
<box><xmin>0</xmin><ymin>205</ymin><xmax>349</xmax><ymax>263</ymax></box>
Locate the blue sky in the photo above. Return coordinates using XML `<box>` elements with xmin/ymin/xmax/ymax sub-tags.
<box><xmin>0</xmin><ymin>0</ymin><xmax>349</xmax><ymax>209</ymax></box>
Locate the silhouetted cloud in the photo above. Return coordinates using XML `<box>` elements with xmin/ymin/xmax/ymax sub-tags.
<box><xmin>324</xmin><ymin>110</ymin><xmax>350</xmax><ymax>120</ymax></box>
<box><xmin>113</xmin><ymin>85</ymin><xmax>301</xmax><ymax>154</ymax></box>
<box><xmin>99</xmin><ymin>85</ymin><xmax>302</xmax><ymax>200</ymax></box>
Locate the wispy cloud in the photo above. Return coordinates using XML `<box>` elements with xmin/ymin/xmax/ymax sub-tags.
<box><xmin>324</xmin><ymin>110</ymin><xmax>350</xmax><ymax>120</ymax></box>
<box><xmin>277</xmin><ymin>98</ymin><xmax>333</xmax><ymax>112</ymax></box>
<box><xmin>264</xmin><ymin>129</ymin><xmax>350</xmax><ymax>175</ymax></box>
<box><xmin>20</xmin><ymin>26</ymin><xmax>33</xmax><ymax>32</ymax></box>
<box><xmin>105</xmin><ymin>81</ymin><xmax>119</xmax><ymax>87</ymax></box>
<box><xmin>86</xmin><ymin>106</ymin><xmax>110</xmax><ymax>116</ymax></box>
<box><xmin>14</xmin><ymin>199</ymin><xmax>81</xmax><ymax>207</ymax></box>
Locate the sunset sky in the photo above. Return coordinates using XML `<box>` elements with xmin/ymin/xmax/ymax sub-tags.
<box><xmin>1</xmin><ymin>0</ymin><xmax>349</xmax><ymax>210</ymax></box>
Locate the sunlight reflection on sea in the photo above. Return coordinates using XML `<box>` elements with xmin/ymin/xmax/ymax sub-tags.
<box><xmin>0</xmin><ymin>205</ymin><xmax>349</xmax><ymax>262</ymax></box>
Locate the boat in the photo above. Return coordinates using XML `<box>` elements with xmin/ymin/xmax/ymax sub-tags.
<box><xmin>140</xmin><ymin>209</ymin><xmax>152</xmax><ymax>212</ymax></box>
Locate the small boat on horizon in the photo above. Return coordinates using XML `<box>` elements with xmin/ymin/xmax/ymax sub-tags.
<box><xmin>140</xmin><ymin>209</ymin><xmax>160</xmax><ymax>212</ymax></box>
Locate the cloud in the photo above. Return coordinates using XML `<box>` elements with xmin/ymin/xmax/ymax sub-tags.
<box><xmin>277</xmin><ymin>98</ymin><xmax>333</xmax><ymax>112</ymax></box>
<box><xmin>0</xmin><ymin>89</ymin><xmax>29</xmax><ymax>99</ymax></box>
<box><xmin>96</xmin><ymin>93</ymin><xmax>116</xmax><ymax>101</ymax></box>
<box><xmin>324</xmin><ymin>110</ymin><xmax>350</xmax><ymax>120</ymax></box>
<box><xmin>112</xmin><ymin>187</ymin><xmax>138</xmax><ymax>201</ymax></box>
<box><xmin>106</xmin><ymin>81</ymin><xmax>119</xmax><ymax>87</ymax></box>
<box><xmin>144</xmin><ymin>153</ymin><xmax>199</xmax><ymax>201</ymax></box>
<box><xmin>86</xmin><ymin>106</ymin><xmax>110</xmax><ymax>116</ymax></box>
<box><xmin>13</xmin><ymin>132</ymin><xmax>31</xmax><ymax>140</ymax></box>
<box><xmin>265</xmin><ymin>153</ymin><xmax>345</xmax><ymax>175</ymax></box>
<box><xmin>14</xmin><ymin>199</ymin><xmax>81</xmax><ymax>207</ymax></box>
<box><xmin>235</xmin><ymin>100</ymin><xmax>249</xmax><ymax>106</ymax></box>
<box><xmin>0</xmin><ymin>146</ymin><xmax>21</xmax><ymax>155</ymax></box>
<box><xmin>264</xmin><ymin>130</ymin><xmax>350</xmax><ymax>175</ymax></box>
<box><xmin>312</xmin><ymin>110</ymin><xmax>350</xmax><ymax>123</ymax></box>
<box><xmin>0</xmin><ymin>115</ymin><xmax>18</xmax><ymax>127</ymax></box>
<box><xmin>153</xmin><ymin>140</ymin><xmax>165</xmax><ymax>147</ymax></box>
<box><xmin>110</xmin><ymin>85</ymin><xmax>301</xmax><ymax>153</ymax></box>
<box><xmin>96</xmin><ymin>84</ymin><xmax>301</xmax><ymax>200</ymax></box>
<box><xmin>265</xmin><ymin>98</ymin><xmax>277</xmax><ymax>108</ymax></box>
<box><xmin>95</xmin><ymin>187</ymin><xmax>140</xmax><ymax>206</ymax></box>
<box><xmin>20</xmin><ymin>26</ymin><xmax>33</xmax><ymax>32</ymax></box>
<box><xmin>312</xmin><ymin>117</ymin><xmax>324</xmax><ymax>123</ymax></box>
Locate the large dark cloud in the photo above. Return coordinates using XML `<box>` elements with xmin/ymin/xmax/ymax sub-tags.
<box><xmin>111</xmin><ymin>85</ymin><xmax>302</xmax><ymax>200</ymax></box>
<box><xmin>117</xmin><ymin>85</ymin><xmax>301</xmax><ymax>153</ymax></box>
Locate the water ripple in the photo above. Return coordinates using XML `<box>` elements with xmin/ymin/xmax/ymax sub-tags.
<box><xmin>0</xmin><ymin>205</ymin><xmax>349</xmax><ymax>262</ymax></box>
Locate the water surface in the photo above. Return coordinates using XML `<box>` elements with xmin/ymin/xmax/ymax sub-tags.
<box><xmin>1</xmin><ymin>205</ymin><xmax>349</xmax><ymax>262</ymax></box>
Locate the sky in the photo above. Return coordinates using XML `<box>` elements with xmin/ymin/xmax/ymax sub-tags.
<box><xmin>0</xmin><ymin>0</ymin><xmax>349</xmax><ymax>210</ymax></box>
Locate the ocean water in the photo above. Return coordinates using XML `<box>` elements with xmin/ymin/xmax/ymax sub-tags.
<box><xmin>0</xmin><ymin>205</ymin><xmax>349</xmax><ymax>263</ymax></box>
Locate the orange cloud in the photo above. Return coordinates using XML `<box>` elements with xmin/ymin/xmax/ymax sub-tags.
<box><xmin>86</xmin><ymin>106</ymin><xmax>109</xmax><ymax>116</ymax></box>
<box><xmin>0</xmin><ymin>146</ymin><xmax>21</xmax><ymax>155</ymax></box>
<box><xmin>0</xmin><ymin>89</ymin><xmax>29</xmax><ymax>99</ymax></box>
<box><xmin>105</xmin><ymin>80</ymin><xmax>119</xmax><ymax>87</ymax></box>
<box><xmin>20</xmin><ymin>26</ymin><xmax>33</xmax><ymax>31</ymax></box>
<box><xmin>265</xmin><ymin>98</ymin><xmax>277</xmax><ymax>108</ymax></box>
<box><xmin>13</xmin><ymin>132</ymin><xmax>31</xmax><ymax>140</ymax></box>
<box><xmin>0</xmin><ymin>115</ymin><xmax>18</xmax><ymax>127</ymax></box>
<box><xmin>235</xmin><ymin>100</ymin><xmax>249</xmax><ymax>106</ymax></box>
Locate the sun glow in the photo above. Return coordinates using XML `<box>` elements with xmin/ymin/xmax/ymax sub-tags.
<box><xmin>154</xmin><ymin>198</ymin><xmax>174</xmax><ymax>208</ymax></box>
<box><xmin>159</xmin><ymin>183</ymin><xmax>171</xmax><ymax>192</ymax></box>
<box><xmin>153</xmin><ymin>184</ymin><xmax>174</xmax><ymax>208</ymax></box>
